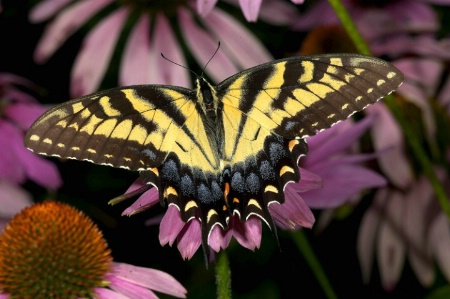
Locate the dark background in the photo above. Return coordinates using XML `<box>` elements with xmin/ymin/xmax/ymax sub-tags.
<box><xmin>1</xmin><ymin>1</ymin><xmax>445</xmax><ymax>298</ymax></box>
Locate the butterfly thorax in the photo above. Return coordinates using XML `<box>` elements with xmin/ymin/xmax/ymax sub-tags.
<box><xmin>196</xmin><ymin>77</ymin><xmax>219</xmax><ymax>115</ymax></box>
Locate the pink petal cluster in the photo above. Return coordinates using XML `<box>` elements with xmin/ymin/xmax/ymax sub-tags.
<box><xmin>121</xmin><ymin>117</ymin><xmax>385</xmax><ymax>259</ymax></box>
<box><xmin>30</xmin><ymin>0</ymin><xmax>275</xmax><ymax>97</ymax></box>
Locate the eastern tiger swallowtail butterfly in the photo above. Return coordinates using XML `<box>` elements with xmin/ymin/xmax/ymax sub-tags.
<box><xmin>24</xmin><ymin>54</ymin><xmax>403</xmax><ymax>250</ymax></box>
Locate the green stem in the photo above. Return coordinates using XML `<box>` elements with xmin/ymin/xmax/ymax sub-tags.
<box><xmin>327</xmin><ymin>0</ymin><xmax>450</xmax><ymax>218</ymax></box>
<box><xmin>292</xmin><ymin>230</ymin><xmax>338</xmax><ymax>299</ymax></box>
<box><xmin>216</xmin><ymin>251</ymin><xmax>232</xmax><ymax>299</ymax></box>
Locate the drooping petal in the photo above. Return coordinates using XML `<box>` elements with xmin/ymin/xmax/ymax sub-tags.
<box><xmin>367</xmin><ymin>103</ymin><xmax>413</xmax><ymax>189</ymax></box>
<box><xmin>178</xmin><ymin>8</ymin><xmax>238</xmax><ymax>83</ymax></box>
<box><xmin>377</xmin><ymin>190</ymin><xmax>406</xmax><ymax>291</ymax></box>
<box><xmin>29</xmin><ymin>0</ymin><xmax>74</xmax><ymax>22</ymax></box>
<box><xmin>238</xmin><ymin>0</ymin><xmax>262</xmax><ymax>22</ymax></box>
<box><xmin>148</xmin><ymin>14</ymin><xmax>191</xmax><ymax>88</ymax></box>
<box><xmin>302</xmin><ymin>162</ymin><xmax>386</xmax><ymax>208</ymax></box>
<box><xmin>0</xmin><ymin>121</ymin><xmax>26</xmax><ymax>183</ymax></box>
<box><xmin>357</xmin><ymin>188</ymin><xmax>388</xmax><ymax>283</ymax></box>
<box><xmin>122</xmin><ymin>187</ymin><xmax>159</xmax><ymax>215</ymax></box>
<box><xmin>209</xmin><ymin>224</ymin><xmax>232</xmax><ymax>252</ymax></box>
<box><xmin>404</xmin><ymin>176</ymin><xmax>434</xmax><ymax>287</ymax></box>
<box><xmin>196</xmin><ymin>0</ymin><xmax>218</xmax><ymax>17</ymax></box>
<box><xmin>231</xmin><ymin>216</ymin><xmax>262</xmax><ymax>250</ymax></box>
<box><xmin>177</xmin><ymin>219</ymin><xmax>202</xmax><ymax>260</ymax></box>
<box><xmin>203</xmin><ymin>8</ymin><xmax>272</xmax><ymax>69</ymax></box>
<box><xmin>159</xmin><ymin>205</ymin><xmax>185</xmax><ymax>247</ymax></box>
<box><xmin>71</xmin><ymin>8</ymin><xmax>129</xmax><ymax>97</ymax></box>
<box><xmin>287</xmin><ymin>167</ymin><xmax>322</xmax><ymax>193</ymax></box>
<box><xmin>257</xmin><ymin>0</ymin><xmax>300</xmax><ymax>25</ymax></box>
<box><xmin>0</xmin><ymin>180</ymin><xmax>32</xmax><ymax>219</ymax></box>
<box><xmin>107</xmin><ymin>275</ymin><xmax>158</xmax><ymax>299</ymax></box>
<box><xmin>429</xmin><ymin>213</ymin><xmax>450</xmax><ymax>283</ymax></box>
<box><xmin>33</xmin><ymin>0</ymin><xmax>113</xmax><ymax>63</ymax></box>
<box><xmin>270</xmin><ymin>188</ymin><xmax>315</xmax><ymax>229</ymax></box>
<box><xmin>4</xmin><ymin>102</ymin><xmax>47</xmax><ymax>130</ymax></box>
<box><xmin>305</xmin><ymin>116</ymin><xmax>373</xmax><ymax>166</ymax></box>
<box><xmin>95</xmin><ymin>287</ymin><xmax>129</xmax><ymax>299</ymax></box>
<box><xmin>120</xmin><ymin>14</ymin><xmax>151</xmax><ymax>86</ymax></box>
<box><xmin>111</xmin><ymin>263</ymin><xmax>187</xmax><ymax>298</ymax></box>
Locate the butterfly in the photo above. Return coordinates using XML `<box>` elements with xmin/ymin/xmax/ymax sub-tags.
<box><xmin>24</xmin><ymin>54</ymin><xmax>403</xmax><ymax>250</ymax></box>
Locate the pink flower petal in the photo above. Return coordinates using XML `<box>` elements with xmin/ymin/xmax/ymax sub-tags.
<box><xmin>122</xmin><ymin>187</ymin><xmax>159</xmax><ymax>215</ymax></box>
<box><xmin>258</xmin><ymin>0</ymin><xmax>300</xmax><ymax>25</ymax></box>
<box><xmin>305</xmin><ymin>116</ymin><xmax>373</xmax><ymax>166</ymax></box>
<box><xmin>429</xmin><ymin>213</ymin><xmax>450</xmax><ymax>283</ymax></box>
<box><xmin>377</xmin><ymin>190</ymin><xmax>406</xmax><ymax>291</ymax></box>
<box><xmin>71</xmin><ymin>8</ymin><xmax>129</xmax><ymax>97</ymax></box>
<box><xmin>357</xmin><ymin>189</ymin><xmax>388</xmax><ymax>283</ymax></box>
<box><xmin>0</xmin><ymin>180</ymin><xmax>33</xmax><ymax>219</ymax></box>
<box><xmin>367</xmin><ymin>103</ymin><xmax>413</xmax><ymax>189</ymax></box>
<box><xmin>148</xmin><ymin>14</ymin><xmax>191</xmax><ymax>88</ymax></box>
<box><xmin>111</xmin><ymin>262</ymin><xmax>187</xmax><ymax>298</ymax></box>
<box><xmin>159</xmin><ymin>205</ymin><xmax>185</xmax><ymax>247</ymax></box>
<box><xmin>238</xmin><ymin>0</ymin><xmax>262</xmax><ymax>22</ymax></box>
<box><xmin>33</xmin><ymin>0</ymin><xmax>113</xmax><ymax>63</ymax></box>
<box><xmin>232</xmin><ymin>216</ymin><xmax>262</xmax><ymax>250</ymax></box>
<box><xmin>29</xmin><ymin>0</ymin><xmax>74</xmax><ymax>22</ymax></box>
<box><xmin>4</xmin><ymin>103</ymin><xmax>47</xmax><ymax>130</ymax></box>
<box><xmin>95</xmin><ymin>287</ymin><xmax>129</xmax><ymax>299</ymax></box>
<box><xmin>302</xmin><ymin>162</ymin><xmax>386</xmax><ymax>208</ymax></box>
<box><xmin>0</xmin><ymin>122</ymin><xmax>26</xmax><ymax>183</ymax></box>
<box><xmin>203</xmin><ymin>8</ymin><xmax>272</xmax><ymax>69</ymax></box>
<box><xmin>287</xmin><ymin>167</ymin><xmax>322</xmax><ymax>193</ymax></box>
<box><xmin>179</xmin><ymin>8</ymin><xmax>238</xmax><ymax>83</ymax></box>
<box><xmin>196</xmin><ymin>0</ymin><xmax>218</xmax><ymax>17</ymax></box>
<box><xmin>119</xmin><ymin>14</ymin><xmax>151</xmax><ymax>86</ymax></box>
<box><xmin>208</xmin><ymin>224</ymin><xmax>231</xmax><ymax>252</ymax></box>
<box><xmin>107</xmin><ymin>276</ymin><xmax>158</xmax><ymax>299</ymax></box>
<box><xmin>404</xmin><ymin>176</ymin><xmax>434</xmax><ymax>286</ymax></box>
<box><xmin>177</xmin><ymin>219</ymin><xmax>202</xmax><ymax>259</ymax></box>
<box><xmin>270</xmin><ymin>188</ymin><xmax>315</xmax><ymax>229</ymax></box>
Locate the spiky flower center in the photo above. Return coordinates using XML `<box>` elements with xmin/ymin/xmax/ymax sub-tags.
<box><xmin>0</xmin><ymin>201</ymin><xmax>112</xmax><ymax>299</ymax></box>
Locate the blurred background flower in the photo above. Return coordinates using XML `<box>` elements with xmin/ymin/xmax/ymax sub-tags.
<box><xmin>1</xmin><ymin>0</ymin><xmax>450</xmax><ymax>298</ymax></box>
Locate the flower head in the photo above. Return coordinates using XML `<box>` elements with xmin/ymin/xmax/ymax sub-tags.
<box><xmin>30</xmin><ymin>0</ymin><xmax>274</xmax><ymax>97</ymax></box>
<box><xmin>0</xmin><ymin>201</ymin><xmax>186</xmax><ymax>298</ymax></box>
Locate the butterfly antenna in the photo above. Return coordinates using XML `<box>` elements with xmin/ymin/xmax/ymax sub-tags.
<box><xmin>201</xmin><ymin>41</ymin><xmax>221</xmax><ymax>76</ymax></box>
<box><xmin>160</xmin><ymin>53</ymin><xmax>198</xmax><ymax>77</ymax></box>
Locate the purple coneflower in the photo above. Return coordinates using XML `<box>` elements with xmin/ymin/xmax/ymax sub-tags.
<box><xmin>30</xmin><ymin>0</ymin><xmax>275</xmax><ymax>97</ymax></box>
<box><xmin>0</xmin><ymin>201</ymin><xmax>187</xmax><ymax>298</ymax></box>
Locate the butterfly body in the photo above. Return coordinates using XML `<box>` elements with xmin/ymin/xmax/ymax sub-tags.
<box><xmin>25</xmin><ymin>54</ymin><xmax>403</xmax><ymax>248</ymax></box>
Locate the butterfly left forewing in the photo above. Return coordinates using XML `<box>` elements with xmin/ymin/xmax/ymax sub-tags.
<box><xmin>25</xmin><ymin>85</ymin><xmax>225</xmax><ymax>229</ymax></box>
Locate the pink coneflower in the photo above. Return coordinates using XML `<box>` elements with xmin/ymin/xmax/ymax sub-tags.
<box><xmin>358</xmin><ymin>172</ymin><xmax>450</xmax><ymax>290</ymax></box>
<box><xmin>0</xmin><ymin>73</ymin><xmax>62</xmax><ymax>190</ymax></box>
<box><xmin>293</xmin><ymin>0</ymin><xmax>450</xmax><ymax>40</ymax></box>
<box><xmin>0</xmin><ymin>201</ymin><xmax>186</xmax><ymax>298</ymax></box>
<box><xmin>196</xmin><ymin>0</ymin><xmax>303</xmax><ymax>22</ymax></box>
<box><xmin>119</xmin><ymin>117</ymin><xmax>386</xmax><ymax>259</ymax></box>
<box><xmin>30</xmin><ymin>0</ymin><xmax>274</xmax><ymax>97</ymax></box>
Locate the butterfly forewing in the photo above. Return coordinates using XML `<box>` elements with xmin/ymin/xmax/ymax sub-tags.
<box><xmin>218</xmin><ymin>54</ymin><xmax>403</xmax><ymax>139</ymax></box>
<box><xmin>25</xmin><ymin>85</ymin><xmax>219</xmax><ymax>173</ymax></box>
